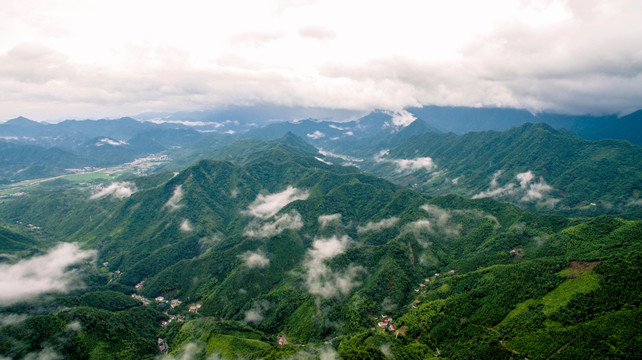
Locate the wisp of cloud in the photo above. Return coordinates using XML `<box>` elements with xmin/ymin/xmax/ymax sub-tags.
<box><xmin>0</xmin><ymin>243</ymin><xmax>96</xmax><ymax>306</ymax></box>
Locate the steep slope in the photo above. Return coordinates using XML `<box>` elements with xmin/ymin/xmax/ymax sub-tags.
<box><xmin>359</xmin><ymin>123</ymin><xmax>642</xmax><ymax>215</ymax></box>
<box><xmin>0</xmin><ymin>140</ymin><xmax>91</xmax><ymax>183</ymax></box>
<box><xmin>1</xmin><ymin>139</ymin><xmax>640</xmax><ymax>359</ymax></box>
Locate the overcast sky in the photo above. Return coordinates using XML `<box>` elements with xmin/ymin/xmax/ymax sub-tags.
<box><xmin>1</xmin><ymin>0</ymin><xmax>641</xmax><ymax>121</ymax></box>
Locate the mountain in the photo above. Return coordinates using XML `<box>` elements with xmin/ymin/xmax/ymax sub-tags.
<box><xmin>335</xmin><ymin>122</ymin><xmax>642</xmax><ymax>216</ymax></box>
<box><xmin>0</xmin><ymin>139</ymin><xmax>640</xmax><ymax>359</ymax></box>
<box><xmin>407</xmin><ymin>105</ymin><xmax>642</xmax><ymax>145</ymax></box>
<box><xmin>0</xmin><ymin>140</ymin><xmax>91</xmax><ymax>183</ymax></box>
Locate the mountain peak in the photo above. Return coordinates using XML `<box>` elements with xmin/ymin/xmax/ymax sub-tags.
<box><xmin>5</xmin><ymin>116</ymin><xmax>40</xmax><ymax>125</ymax></box>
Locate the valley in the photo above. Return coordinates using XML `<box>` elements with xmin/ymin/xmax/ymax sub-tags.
<box><xmin>0</xmin><ymin>123</ymin><xmax>640</xmax><ymax>359</ymax></box>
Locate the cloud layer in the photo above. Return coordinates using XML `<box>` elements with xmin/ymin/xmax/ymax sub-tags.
<box><xmin>0</xmin><ymin>243</ymin><xmax>96</xmax><ymax>306</ymax></box>
<box><xmin>243</xmin><ymin>186</ymin><xmax>309</xmax><ymax>219</ymax></box>
<box><xmin>2</xmin><ymin>1</ymin><xmax>641</xmax><ymax>120</ymax></box>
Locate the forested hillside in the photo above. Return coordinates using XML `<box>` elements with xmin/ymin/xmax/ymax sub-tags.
<box><xmin>0</xmin><ymin>138</ymin><xmax>640</xmax><ymax>359</ymax></box>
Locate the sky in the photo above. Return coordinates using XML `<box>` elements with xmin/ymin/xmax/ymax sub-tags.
<box><xmin>1</xmin><ymin>0</ymin><xmax>641</xmax><ymax>121</ymax></box>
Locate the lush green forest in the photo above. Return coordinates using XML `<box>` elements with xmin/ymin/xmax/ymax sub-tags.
<box><xmin>344</xmin><ymin>123</ymin><xmax>642</xmax><ymax>217</ymax></box>
<box><xmin>0</xmin><ymin>136</ymin><xmax>640</xmax><ymax>359</ymax></box>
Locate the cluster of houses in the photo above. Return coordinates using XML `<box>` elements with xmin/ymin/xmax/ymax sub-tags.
<box><xmin>413</xmin><ymin>270</ymin><xmax>456</xmax><ymax>293</ymax></box>
<box><xmin>374</xmin><ymin>315</ymin><xmax>395</xmax><ymax>332</ymax></box>
<box><xmin>161</xmin><ymin>312</ymin><xmax>186</xmax><ymax>327</ymax></box>
<box><xmin>13</xmin><ymin>220</ymin><xmax>39</xmax><ymax>230</ymax></box>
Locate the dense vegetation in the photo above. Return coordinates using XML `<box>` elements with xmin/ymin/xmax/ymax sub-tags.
<box><xmin>0</xmin><ymin>136</ymin><xmax>640</xmax><ymax>359</ymax></box>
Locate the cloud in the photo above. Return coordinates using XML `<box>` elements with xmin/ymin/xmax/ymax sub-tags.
<box><xmin>303</xmin><ymin>235</ymin><xmax>365</xmax><ymax>299</ymax></box>
<box><xmin>421</xmin><ymin>204</ymin><xmax>461</xmax><ymax>237</ymax></box>
<box><xmin>0</xmin><ymin>243</ymin><xmax>96</xmax><ymax>306</ymax></box>
<box><xmin>240</xmin><ymin>250</ymin><xmax>270</xmax><ymax>269</ymax></box>
<box><xmin>243</xmin><ymin>309</ymin><xmax>264</xmax><ymax>324</ymax></box>
<box><xmin>357</xmin><ymin>217</ymin><xmax>399</xmax><ymax>233</ymax></box>
<box><xmin>374</xmin><ymin>151</ymin><xmax>436</xmax><ymax>172</ymax></box>
<box><xmin>490</xmin><ymin>170</ymin><xmax>503</xmax><ymax>188</ymax></box>
<box><xmin>373</xmin><ymin>149</ymin><xmax>390</xmax><ymax>162</ymax></box>
<box><xmin>318</xmin><ymin>213</ymin><xmax>342</xmax><ymax>228</ymax></box>
<box><xmin>164</xmin><ymin>185</ymin><xmax>184</xmax><ymax>211</ymax></box>
<box><xmin>244</xmin><ymin>210</ymin><xmax>304</xmax><ymax>238</ymax></box>
<box><xmin>315</xmin><ymin>156</ymin><xmax>332</xmax><ymax>165</ymax></box>
<box><xmin>298</xmin><ymin>26</ymin><xmax>336</xmax><ymax>40</ymax></box>
<box><xmin>155</xmin><ymin>342</ymin><xmax>202</xmax><ymax>360</ymax></box>
<box><xmin>228</xmin><ymin>31</ymin><xmax>285</xmax><ymax>47</ymax></box>
<box><xmin>95</xmin><ymin>138</ymin><xmax>127</xmax><ymax>146</ymax></box>
<box><xmin>243</xmin><ymin>300</ymin><xmax>270</xmax><ymax>325</ymax></box>
<box><xmin>23</xmin><ymin>347</ymin><xmax>62</xmax><ymax>360</ymax></box>
<box><xmin>243</xmin><ymin>186</ymin><xmax>309</xmax><ymax>219</ymax></box>
<box><xmin>385</xmin><ymin>109</ymin><xmax>416</xmax><ymax>130</ymax></box>
<box><xmin>1</xmin><ymin>2</ymin><xmax>642</xmax><ymax>121</ymax></box>
<box><xmin>90</xmin><ymin>182</ymin><xmax>136</xmax><ymax>199</ymax></box>
<box><xmin>473</xmin><ymin>170</ymin><xmax>558</xmax><ymax>207</ymax></box>
<box><xmin>66</xmin><ymin>320</ymin><xmax>82</xmax><ymax>331</ymax></box>
<box><xmin>306</xmin><ymin>130</ymin><xmax>325</xmax><ymax>139</ymax></box>
<box><xmin>392</xmin><ymin>157</ymin><xmax>436</xmax><ymax>172</ymax></box>
<box><xmin>0</xmin><ymin>313</ymin><xmax>28</xmax><ymax>326</ymax></box>
<box><xmin>180</xmin><ymin>219</ymin><xmax>193</xmax><ymax>232</ymax></box>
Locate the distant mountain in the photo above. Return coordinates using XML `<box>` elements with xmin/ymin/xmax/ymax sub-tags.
<box><xmin>0</xmin><ymin>140</ymin><xmax>91</xmax><ymax>183</ymax></box>
<box><xmin>407</xmin><ymin>105</ymin><xmax>642</xmax><ymax>145</ymax></box>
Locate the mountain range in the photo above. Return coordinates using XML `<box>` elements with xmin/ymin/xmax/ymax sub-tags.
<box><xmin>0</xmin><ymin>136</ymin><xmax>640</xmax><ymax>359</ymax></box>
<box><xmin>0</xmin><ymin>106</ymin><xmax>641</xmax><ymax>359</ymax></box>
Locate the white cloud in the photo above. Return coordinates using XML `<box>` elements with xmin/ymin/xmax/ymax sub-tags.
<box><xmin>2</xmin><ymin>1</ymin><xmax>640</xmax><ymax>121</ymax></box>
<box><xmin>0</xmin><ymin>313</ymin><xmax>28</xmax><ymax>326</ymax></box>
<box><xmin>473</xmin><ymin>170</ymin><xmax>558</xmax><ymax>207</ymax></box>
<box><xmin>0</xmin><ymin>243</ymin><xmax>96</xmax><ymax>306</ymax></box>
<box><xmin>303</xmin><ymin>235</ymin><xmax>365</xmax><ymax>299</ymax></box>
<box><xmin>243</xmin><ymin>186</ymin><xmax>309</xmax><ymax>219</ymax></box>
<box><xmin>421</xmin><ymin>204</ymin><xmax>461</xmax><ymax>237</ymax></box>
<box><xmin>315</xmin><ymin>156</ymin><xmax>332</xmax><ymax>165</ymax></box>
<box><xmin>240</xmin><ymin>250</ymin><xmax>270</xmax><ymax>269</ymax></box>
<box><xmin>180</xmin><ymin>219</ymin><xmax>193</xmax><ymax>232</ymax></box>
<box><xmin>66</xmin><ymin>320</ymin><xmax>82</xmax><ymax>331</ymax></box>
<box><xmin>357</xmin><ymin>217</ymin><xmax>399</xmax><ymax>233</ymax></box>
<box><xmin>516</xmin><ymin>170</ymin><xmax>535</xmax><ymax>188</ymax></box>
<box><xmin>243</xmin><ymin>308</ymin><xmax>264</xmax><ymax>324</ymax></box>
<box><xmin>318</xmin><ymin>213</ymin><xmax>342</xmax><ymax>228</ymax></box>
<box><xmin>155</xmin><ymin>342</ymin><xmax>202</xmax><ymax>360</ymax></box>
<box><xmin>490</xmin><ymin>170</ymin><xmax>503</xmax><ymax>188</ymax></box>
<box><xmin>306</xmin><ymin>130</ymin><xmax>325</xmax><ymax>139</ymax></box>
<box><xmin>385</xmin><ymin>109</ymin><xmax>416</xmax><ymax>130</ymax></box>
<box><xmin>164</xmin><ymin>185</ymin><xmax>184</xmax><ymax>211</ymax></box>
<box><xmin>392</xmin><ymin>157</ymin><xmax>436</xmax><ymax>172</ymax></box>
<box><xmin>373</xmin><ymin>149</ymin><xmax>390</xmax><ymax>162</ymax></box>
<box><xmin>90</xmin><ymin>182</ymin><xmax>136</xmax><ymax>199</ymax></box>
<box><xmin>299</xmin><ymin>26</ymin><xmax>336</xmax><ymax>40</ymax></box>
<box><xmin>244</xmin><ymin>210</ymin><xmax>304</xmax><ymax>238</ymax></box>
<box><xmin>23</xmin><ymin>347</ymin><xmax>62</xmax><ymax>360</ymax></box>
<box><xmin>95</xmin><ymin>138</ymin><xmax>127</xmax><ymax>146</ymax></box>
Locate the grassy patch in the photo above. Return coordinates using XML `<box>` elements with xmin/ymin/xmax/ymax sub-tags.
<box><xmin>205</xmin><ymin>334</ymin><xmax>271</xmax><ymax>358</ymax></box>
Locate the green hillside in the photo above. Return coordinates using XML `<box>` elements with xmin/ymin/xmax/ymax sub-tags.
<box><xmin>358</xmin><ymin>122</ymin><xmax>642</xmax><ymax>216</ymax></box>
<box><xmin>0</xmin><ymin>139</ymin><xmax>640</xmax><ymax>359</ymax></box>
